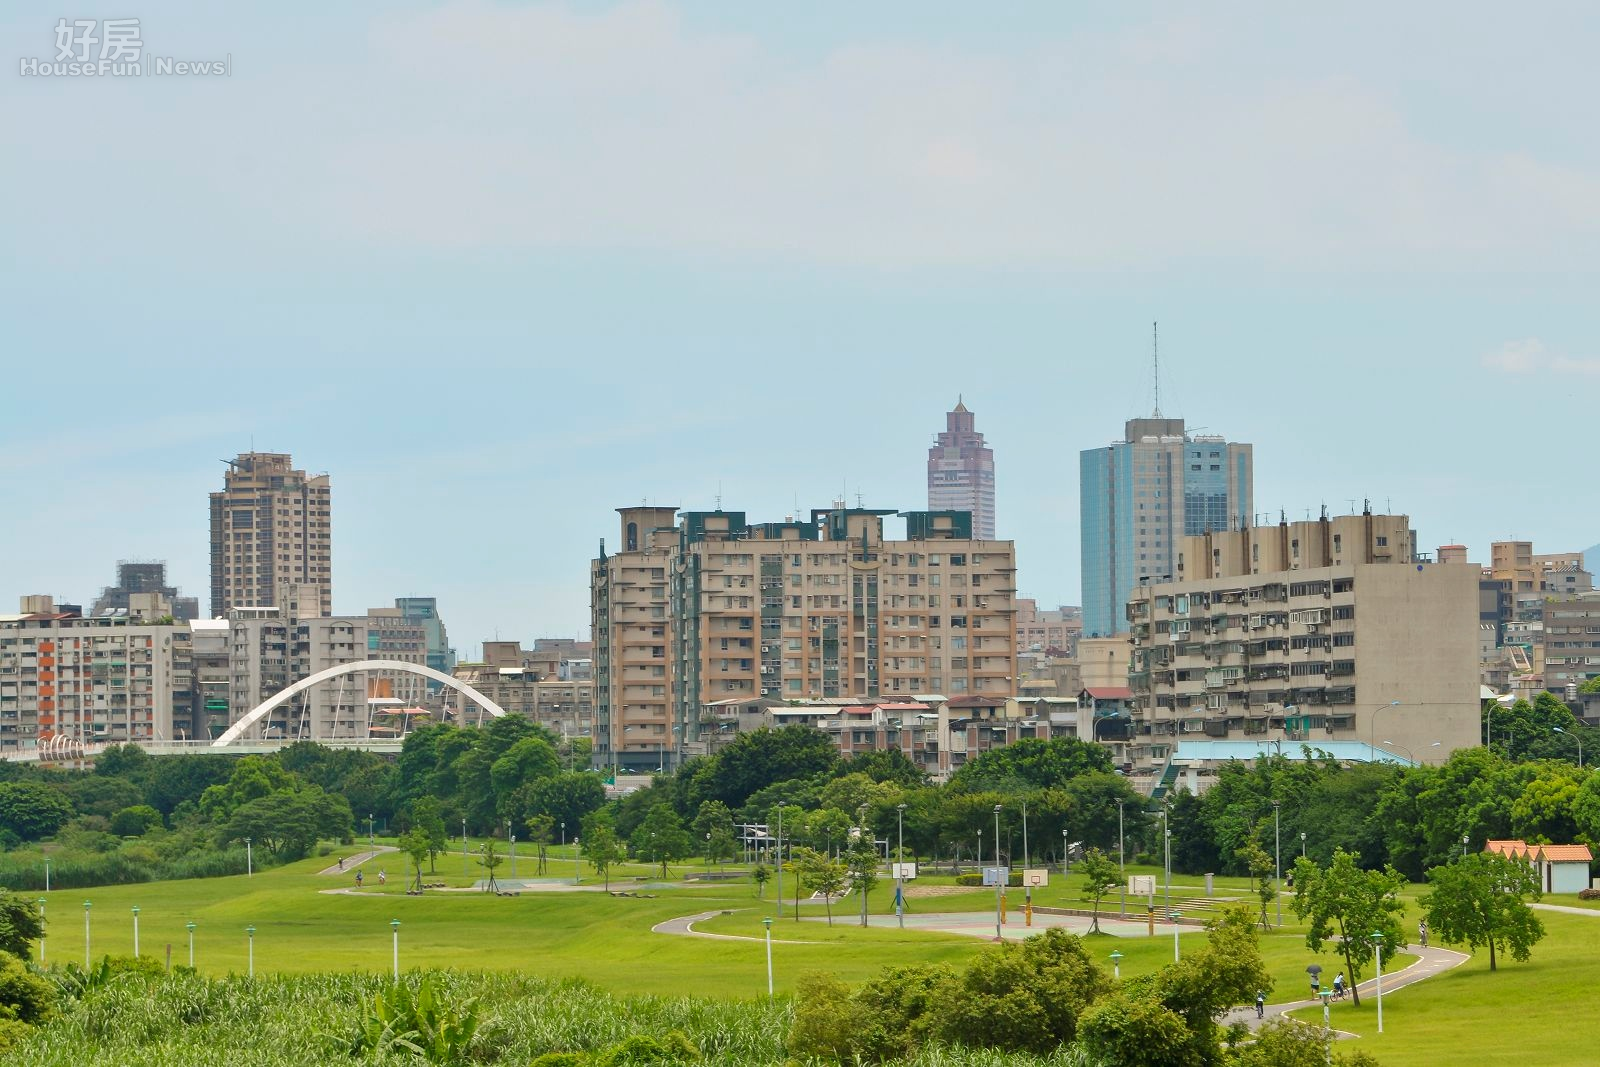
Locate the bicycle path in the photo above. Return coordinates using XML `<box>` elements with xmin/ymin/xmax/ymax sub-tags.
<box><xmin>316</xmin><ymin>845</ymin><xmax>398</xmax><ymax>875</ymax></box>
<box><xmin>653</xmin><ymin>910</ymin><xmax>821</xmax><ymax>944</ymax></box>
<box><xmin>1220</xmin><ymin>944</ymin><xmax>1468</xmax><ymax>1032</ymax></box>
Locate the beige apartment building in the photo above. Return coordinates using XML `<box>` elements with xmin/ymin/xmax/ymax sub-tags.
<box><xmin>1125</xmin><ymin>512</ymin><xmax>1479</xmax><ymax>788</ymax></box>
<box><xmin>0</xmin><ymin>597</ymin><xmax>191</xmax><ymax>748</ymax></box>
<box><xmin>452</xmin><ymin>661</ymin><xmax>597</xmax><ymax>751</ymax></box>
<box><xmin>592</xmin><ymin>504</ymin><xmax>1018</xmax><ymax>773</ymax></box>
<box><xmin>1015</xmin><ymin>599</ymin><xmax>1081</xmax><ymax>654</ymax></box>
<box><xmin>210</xmin><ymin>452</ymin><xmax>332</xmax><ymax>618</ymax></box>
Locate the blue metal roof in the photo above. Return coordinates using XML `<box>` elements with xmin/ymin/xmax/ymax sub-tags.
<box><xmin>1172</xmin><ymin>740</ymin><xmax>1414</xmax><ymax>767</ymax></box>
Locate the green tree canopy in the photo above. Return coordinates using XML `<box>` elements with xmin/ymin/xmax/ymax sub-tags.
<box><xmin>1420</xmin><ymin>850</ymin><xmax>1546</xmax><ymax>970</ymax></box>
<box><xmin>947</xmin><ymin>736</ymin><xmax>1113</xmax><ymax>793</ymax></box>
<box><xmin>1290</xmin><ymin>848</ymin><xmax>1407</xmax><ymax>1006</ymax></box>
<box><xmin>0</xmin><ymin>783</ymin><xmax>74</xmax><ymax>841</ymax></box>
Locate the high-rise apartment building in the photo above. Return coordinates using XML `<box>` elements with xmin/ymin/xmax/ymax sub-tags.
<box><xmin>209</xmin><ymin>452</ymin><xmax>332</xmax><ymax>618</ymax></box>
<box><xmin>927</xmin><ymin>400</ymin><xmax>996</xmax><ymax>539</ymax></box>
<box><xmin>593</xmin><ymin>503</ymin><xmax>1018</xmax><ymax>772</ymax></box>
<box><xmin>90</xmin><ymin>561</ymin><xmax>200</xmax><ymax>622</ymax></box>
<box><xmin>0</xmin><ymin>597</ymin><xmax>191</xmax><ymax>748</ymax></box>
<box><xmin>1126</xmin><ymin>512</ymin><xmax>1478</xmax><ymax>786</ymax></box>
<box><xmin>394</xmin><ymin>597</ymin><xmax>455</xmax><ymax>678</ymax></box>
<box><xmin>1080</xmin><ymin>417</ymin><xmax>1252</xmax><ymax>638</ymax></box>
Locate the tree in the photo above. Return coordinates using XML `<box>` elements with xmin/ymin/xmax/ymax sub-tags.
<box><xmin>681</xmin><ymin>726</ymin><xmax>839</xmax><ymax>812</ymax></box>
<box><xmin>0</xmin><ymin>783</ymin><xmax>74</xmax><ymax>841</ymax></box>
<box><xmin>221</xmin><ymin>786</ymin><xmax>352</xmax><ymax>861</ymax></box>
<box><xmin>583</xmin><ymin>824</ymin><xmax>626</xmax><ymax>891</ymax></box>
<box><xmin>947</xmin><ymin>736</ymin><xmax>1114</xmax><ymax>793</ymax></box>
<box><xmin>1078</xmin><ymin>847</ymin><xmax>1120</xmax><ymax>933</ymax></box>
<box><xmin>1236</xmin><ymin>839</ymin><xmax>1276</xmax><ymax>929</ymax></box>
<box><xmin>1290</xmin><ymin>849</ymin><xmax>1407</xmax><ymax>1006</ymax></box>
<box><xmin>109</xmin><ymin>804</ymin><xmax>163</xmax><ymax>837</ymax></box>
<box><xmin>409</xmin><ymin>796</ymin><xmax>448</xmax><ymax>873</ymax></box>
<box><xmin>794</xmin><ymin>846</ymin><xmax>848</xmax><ymax>926</ymax></box>
<box><xmin>630</xmin><ymin>804</ymin><xmax>691</xmax><ymax>878</ymax></box>
<box><xmin>0</xmin><ymin>892</ymin><xmax>44</xmax><ymax>959</ymax></box>
<box><xmin>846</xmin><ymin>839</ymin><xmax>880</xmax><ymax>927</ymax></box>
<box><xmin>519</xmin><ymin>772</ymin><xmax>605</xmax><ymax>836</ymax></box>
<box><xmin>752</xmin><ymin>863</ymin><xmax>772</xmax><ymax>898</ymax></box>
<box><xmin>706</xmin><ymin>827</ymin><xmax>737</xmax><ymax>869</ymax></box>
<box><xmin>525</xmin><ymin>814</ymin><xmax>555</xmax><ymax>875</ymax></box>
<box><xmin>1420</xmin><ymin>850</ymin><xmax>1546</xmax><ymax>971</ymax></box>
<box><xmin>399</xmin><ymin>827</ymin><xmax>430</xmax><ymax>893</ymax></box>
<box><xmin>477</xmin><ymin>839</ymin><xmax>503</xmax><ymax>893</ymax></box>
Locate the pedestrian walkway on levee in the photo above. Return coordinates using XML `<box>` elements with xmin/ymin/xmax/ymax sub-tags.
<box><xmin>1221</xmin><ymin>944</ymin><xmax>1468</xmax><ymax>1033</ymax></box>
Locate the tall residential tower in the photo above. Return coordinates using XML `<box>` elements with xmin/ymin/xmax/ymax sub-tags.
<box><xmin>927</xmin><ymin>399</ymin><xmax>996</xmax><ymax>540</ymax></box>
<box><xmin>209</xmin><ymin>452</ymin><xmax>332</xmax><ymax>618</ymax></box>
<box><xmin>1080</xmin><ymin>417</ymin><xmax>1252</xmax><ymax>637</ymax></box>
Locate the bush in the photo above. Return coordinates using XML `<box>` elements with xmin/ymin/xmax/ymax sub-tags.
<box><xmin>108</xmin><ymin>806</ymin><xmax>163</xmax><ymax>838</ymax></box>
<box><xmin>1577</xmin><ymin>888</ymin><xmax>1600</xmax><ymax>900</ymax></box>
<box><xmin>0</xmin><ymin>950</ymin><xmax>55</xmax><ymax>1024</ymax></box>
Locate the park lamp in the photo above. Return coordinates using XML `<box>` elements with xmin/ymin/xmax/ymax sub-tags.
<box><xmin>1109</xmin><ymin>950</ymin><xmax>1123</xmax><ymax>980</ymax></box>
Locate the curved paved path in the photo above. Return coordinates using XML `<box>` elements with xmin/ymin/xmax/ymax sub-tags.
<box><xmin>1532</xmin><ymin>902</ymin><xmax>1600</xmax><ymax>917</ymax></box>
<box><xmin>1221</xmin><ymin>944</ymin><xmax>1468</xmax><ymax>1032</ymax></box>
<box><xmin>653</xmin><ymin>910</ymin><xmax>820</xmax><ymax>944</ymax></box>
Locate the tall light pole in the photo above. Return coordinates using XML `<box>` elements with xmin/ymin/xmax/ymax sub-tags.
<box><xmin>857</xmin><ymin>804</ymin><xmax>870</xmax><ymax>928</ymax></box>
<box><xmin>1371</xmin><ymin>932</ymin><xmax>1385</xmax><ymax>1033</ymax></box>
<box><xmin>1061</xmin><ymin>827</ymin><xmax>1067</xmax><ymax>875</ymax></box>
<box><xmin>992</xmin><ymin>804</ymin><xmax>1003</xmax><ymax>942</ymax></box>
<box><xmin>246</xmin><ymin>925</ymin><xmax>256</xmax><ymax>979</ymax></box>
<box><xmin>131</xmin><ymin>905</ymin><xmax>141</xmax><ymax>958</ymax></box>
<box><xmin>1554</xmin><ymin>726</ymin><xmax>1583</xmax><ymax>768</ymax></box>
<box><xmin>1271</xmin><ymin>800</ymin><xmax>1282</xmax><ymax>928</ymax></box>
<box><xmin>83</xmin><ymin>900</ymin><xmax>91</xmax><ymax>968</ymax></box>
<box><xmin>1109</xmin><ymin>950</ymin><xmax>1122</xmax><ymax>980</ymax></box>
<box><xmin>390</xmin><ymin>919</ymin><xmax>400</xmax><ymax>981</ymax></box>
<box><xmin>44</xmin><ymin>858</ymin><xmax>50</xmax><ymax>892</ymax></box>
<box><xmin>1117</xmin><ymin>799</ymin><xmax>1127</xmax><ymax>918</ymax></box>
<box><xmin>574</xmin><ymin>836</ymin><xmax>581</xmax><ymax>886</ymax></box>
<box><xmin>762</xmin><ymin>916</ymin><xmax>774</xmax><ymax>997</ymax></box>
<box><xmin>509</xmin><ymin>829</ymin><xmax>517</xmax><ymax>880</ymax></box>
<box><xmin>1366</xmin><ymin>700</ymin><xmax>1403</xmax><ymax>761</ymax></box>
<box><xmin>774</xmin><ymin>808</ymin><xmax>784</xmax><ymax>918</ymax></box>
<box><xmin>463</xmin><ymin>817</ymin><xmax>469</xmax><ymax>877</ymax></box>
<box><xmin>1170</xmin><ymin>909</ymin><xmax>1181</xmax><ymax>962</ymax></box>
<box><xmin>369</xmin><ymin>813</ymin><xmax>375</xmax><ymax>850</ymax></box>
<box><xmin>186</xmin><ymin>921</ymin><xmax>196</xmax><ymax>968</ymax></box>
<box><xmin>1318</xmin><ymin>988</ymin><xmax>1334</xmax><ymax>1064</ymax></box>
<box><xmin>895</xmin><ymin>803</ymin><xmax>906</xmax><ymax>928</ymax></box>
<box><xmin>1301</xmin><ymin>830</ymin><xmax>1307</xmax><ymax>859</ymax></box>
<box><xmin>1021</xmin><ymin>799</ymin><xmax>1032</xmax><ymax>924</ymax></box>
<box><xmin>36</xmin><ymin>898</ymin><xmax>45</xmax><ymax>965</ymax></box>
<box><xmin>246</xmin><ymin>837</ymin><xmax>253</xmax><ymax>877</ymax></box>
<box><xmin>1161</xmin><ymin>808</ymin><xmax>1172</xmax><ymax>915</ymax></box>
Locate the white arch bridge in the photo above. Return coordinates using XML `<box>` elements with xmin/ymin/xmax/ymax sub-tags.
<box><xmin>210</xmin><ymin>659</ymin><xmax>508</xmax><ymax>746</ymax></box>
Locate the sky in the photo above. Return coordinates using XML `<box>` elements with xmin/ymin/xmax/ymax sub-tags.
<box><xmin>2</xmin><ymin>1</ymin><xmax>1598</xmax><ymax>658</ymax></box>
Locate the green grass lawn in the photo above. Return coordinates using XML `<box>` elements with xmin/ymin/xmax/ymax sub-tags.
<box><xmin>30</xmin><ymin>843</ymin><xmax>1600</xmax><ymax>1067</ymax></box>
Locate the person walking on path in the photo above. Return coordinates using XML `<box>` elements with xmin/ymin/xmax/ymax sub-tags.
<box><xmin>1255</xmin><ymin>992</ymin><xmax>1266</xmax><ymax>1019</ymax></box>
<box><xmin>1419</xmin><ymin>919</ymin><xmax>1428</xmax><ymax>947</ymax></box>
<box><xmin>355</xmin><ymin>869</ymin><xmax>364</xmax><ymax>888</ymax></box>
<box><xmin>378</xmin><ymin>869</ymin><xmax>387</xmax><ymax>886</ymax></box>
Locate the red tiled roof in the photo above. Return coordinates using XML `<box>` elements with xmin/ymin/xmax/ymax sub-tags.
<box><xmin>1536</xmin><ymin>844</ymin><xmax>1594</xmax><ymax>862</ymax></box>
<box><xmin>876</xmin><ymin>702</ymin><xmax>931</xmax><ymax>711</ymax></box>
<box><xmin>1083</xmin><ymin>687</ymin><xmax>1134</xmax><ymax>700</ymax></box>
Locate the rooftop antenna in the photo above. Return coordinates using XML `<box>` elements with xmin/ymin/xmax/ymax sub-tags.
<box><xmin>715</xmin><ymin>482</ymin><xmax>722</xmax><ymax>511</ymax></box>
<box><xmin>1151</xmin><ymin>321</ymin><xmax>1162</xmax><ymax>418</ymax></box>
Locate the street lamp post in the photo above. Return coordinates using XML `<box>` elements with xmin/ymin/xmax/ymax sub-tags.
<box><xmin>1271</xmin><ymin>801</ymin><xmax>1282</xmax><ymax>928</ymax></box>
<box><xmin>706</xmin><ymin>832</ymin><xmax>712</xmax><ymax>875</ymax></box>
<box><xmin>574</xmin><ymin>836</ymin><xmax>581</xmax><ymax>886</ymax></box>
<box><xmin>1170</xmin><ymin>909</ymin><xmax>1181</xmax><ymax>962</ymax></box>
<box><xmin>1117</xmin><ymin>799</ymin><xmax>1127</xmax><ymax>918</ymax></box>
<box><xmin>1461</xmin><ymin>833</ymin><xmax>1470</xmax><ymax>861</ymax></box>
<box><xmin>1366</xmin><ymin>700</ymin><xmax>1403</xmax><ymax>760</ymax></box>
<box><xmin>462</xmin><ymin>817</ymin><xmax>468</xmax><ymax>877</ymax></box>
<box><xmin>1318</xmin><ymin>989</ymin><xmax>1334</xmax><ymax>1065</ymax></box>
<box><xmin>131</xmin><ymin>905</ymin><xmax>141</xmax><ymax>958</ymax></box>
<box><xmin>762</xmin><ymin>916</ymin><xmax>774</xmax><ymax>997</ymax></box>
<box><xmin>1162</xmin><ymin>809</ymin><xmax>1172</xmax><ymax>915</ymax></box>
<box><xmin>36</xmin><ymin>898</ymin><xmax>45</xmax><ymax>965</ymax></box>
<box><xmin>992</xmin><ymin>804</ymin><xmax>1004</xmax><ymax>942</ymax></box>
<box><xmin>1061</xmin><ymin>828</ymin><xmax>1067</xmax><ymax>875</ymax></box>
<box><xmin>44</xmin><ymin>859</ymin><xmax>50</xmax><ymax>892</ymax></box>
<box><xmin>390</xmin><ymin>919</ymin><xmax>400</xmax><ymax>981</ymax></box>
<box><xmin>774</xmin><ymin>808</ymin><xmax>784</xmax><ymax>918</ymax></box>
<box><xmin>369</xmin><ymin>813</ymin><xmax>375</xmax><ymax>850</ymax></box>
<box><xmin>1554</xmin><ymin>726</ymin><xmax>1583</xmax><ymax>768</ymax></box>
<box><xmin>1301</xmin><ymin>831</ymin><xmax>1307</xmax><ymax>859</ymax></box>
<box><xmin>509</xmin><ymin>831</ymin><xmax>517</xmax><ymax>880</ymax></box>
<box><xmin>857</xmin><ymin>804</ymin><xmax>870</xmax><ymax>928</ymax></box>
<box><xmin>186</xmin><ymin>921</ymin><xmax>196</xmax><ymax>968</ymax></box>
<box><xmin>246</xmin><ymin>925</ymin><xmax>255</xmax><ymax>979</ymax></box>
<box><xmin>895</xmin><ymin>802</ymin><xmax>906</xmax><ymax>928</ymax></box>
<box><xmin>1372</xmin><ymin>933</ymin><xmax>1385</xmax><ymax>1034</ymax></box>
<box><xmin>246</xmin><ymin>837</ymin><xmax>253</xmax><ymax>877</ymax></box>
<box><xmin>1021</xmin><ymin>799</ymin><xmax>1031</xmax><ymax>925</ymax></box>
<box><xmin>83</xmin><ymin>900</ymin><xmax>91</xmax><ymax>968</ymax></box>
<box><xmin>1110</xmin><ymin>950</ymin><xmax>1123</xmax><ymax>980</ymax></box>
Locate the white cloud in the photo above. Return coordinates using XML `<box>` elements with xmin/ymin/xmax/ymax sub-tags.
<box><xmin>1483</xmin><ymin>338</ymin><xmax>1600</xmax><ymax>375</ymax></box>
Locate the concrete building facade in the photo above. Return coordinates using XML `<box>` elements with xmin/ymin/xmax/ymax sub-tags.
<box><xmin>1080</xmin><ymin>417</ymin><xmax>1252</xmax><ymax>638</ymax></box>
<box><xmin>927</xmin><ymin>399</ymin><xmax>997</xmax><ymax>539</ymax></box>
<box><xmin>592</xmin><ymin>503</ymin><xmax>1018</xmax><ymax>773</ymax></box>
<box><xmin>0</xmin><ymin>597</ymin><xmax>191</xmax><ymax>748</ymax></box>
<box><xmin>90</xmin><ymin>561</ymin><xmax>199</xmax><ymax>622</ymax></box>
<box><xmin>209</xmin><ymin>452</ymin><xmax>332</xmax><ymax>618</ymax></box>
<box><xmin>1126</xmin><ymin>512</ymin><xmax>1479</xmax><ymax>789</ymax></box>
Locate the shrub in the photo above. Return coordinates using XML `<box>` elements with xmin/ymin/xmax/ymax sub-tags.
<box><xmin>1578</xmin><ymin>888</ymin><xmax>1600</xmax><ymax>900</ymax></box>
<box><xmin>0</xmin><ymin>950</ymin><xmax>55</xmax><ymax>1024</ymax></box>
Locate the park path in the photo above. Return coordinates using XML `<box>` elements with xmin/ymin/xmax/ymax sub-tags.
<box><xmin>653</xmin><ymin>910</ymin><xmax>820</xmax><ymax>944</ymax></box>
<box><xmin>1220</xmin><ymin>944</ymin><xmax>1468</xmax><ymax>1032</ymax></box>
<box><xmin>316</xmin><ymin>845</ymin><xmax>397</xmax><ymax>876</ymax></box>
<box><xmin>1532</xmin><ymin>902</ymin><xmax>1600</xmax><ymax>917</ymax></box>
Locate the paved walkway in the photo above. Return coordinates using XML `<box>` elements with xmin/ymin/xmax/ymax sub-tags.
<box><xmin>316</xmin><ymin>845</ymin><xmax>397</xmax><ymax>876</ymax></box>
<box><xmin>1221</xmin><ymin>944</ymin><xmax>1468</xmax><ymax>1032</ymax></box>
<box><xmin>653</xmin><ymin>910</ymin><xmax>820</xmax><ymax>944</ymax></box>
<box><xmin>1532</xmin><ymin>902</ymin><xmax>1600</xmax><ymax>917</ymax></box>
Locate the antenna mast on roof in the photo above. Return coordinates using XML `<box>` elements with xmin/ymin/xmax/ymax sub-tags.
<box><xmin>1151</xmin><ymin>321</ymin><xmax>1162</xmax><ymax>418</ymax></box>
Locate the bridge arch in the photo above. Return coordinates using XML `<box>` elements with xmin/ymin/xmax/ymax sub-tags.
<box><xmin>211</xmin><ymin>659</ymin><xmax>508</xmax><ymax>747</ymax></box>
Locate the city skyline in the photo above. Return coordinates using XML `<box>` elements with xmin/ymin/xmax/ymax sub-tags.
<box><xmin>4</xmin><ymin>3</ymin><xmax>1600</xmax><ymax>649</ymax></box>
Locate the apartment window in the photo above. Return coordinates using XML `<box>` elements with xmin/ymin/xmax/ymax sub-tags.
<box><xmin>1376</xmin><ymin>536</ymin><xmax>1388</xmax><ymax>547</ymax></box>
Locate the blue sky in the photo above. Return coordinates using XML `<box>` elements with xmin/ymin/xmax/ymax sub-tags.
<box><xmin>2</xmin><ymin>1</ymin><xmax>1597</xmax><ymax>656</ymax></box>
